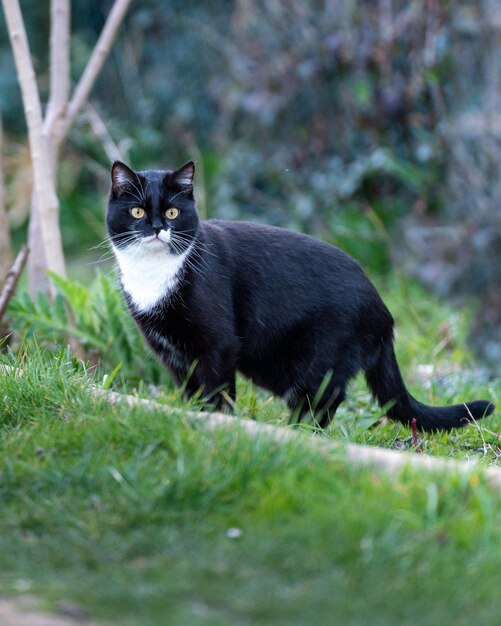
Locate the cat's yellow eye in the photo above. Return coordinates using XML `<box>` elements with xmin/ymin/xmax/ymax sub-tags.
<box><xmin>165</xmin><ymin>207</ymin><xmax>179</xmax><ymax>220</ymax></box>
<box><xmin>130</xmin><ymin>207</ymin><xmax>145</xmax><ymax>219</ymax></box>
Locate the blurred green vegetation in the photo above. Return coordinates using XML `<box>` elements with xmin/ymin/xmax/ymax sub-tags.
<box><xmin>1</xmin><ymin>1</ymin><xmax>500</xmax><ymax>365</ymax></box>
<box><xmin>0</xmin><ymin>1</ymin><xmax>447</xmax><ymax>267</ymax></box>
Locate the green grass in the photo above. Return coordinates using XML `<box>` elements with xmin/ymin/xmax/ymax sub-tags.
<box><xmin>1</xmin><ymin>280</ymin><xmax>501</xmax><ymax>625</ymax></box>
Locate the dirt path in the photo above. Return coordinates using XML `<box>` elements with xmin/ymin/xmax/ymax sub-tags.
<box><xmin>0</xmin><ymin>597</ymin><xmax>95</xmax><ymax>626</ymax></box>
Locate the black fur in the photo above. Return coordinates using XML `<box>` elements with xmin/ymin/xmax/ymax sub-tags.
<box><xmin>107</xmin><ymin>161</ymin><xmax>494</xmax><ymax>431</ymax></box>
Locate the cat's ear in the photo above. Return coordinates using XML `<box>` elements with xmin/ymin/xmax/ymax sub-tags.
<box><xmin>169</xmin><ymin>161</ymin><xmax>195</xmax><ymax>189</ymax></box>
<box><xmin>111</xmin><ymin>161</ymin><xmax>140</xmax><ymax>196</ymax></box>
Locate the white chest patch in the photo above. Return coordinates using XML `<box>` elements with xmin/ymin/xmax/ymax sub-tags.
<box><xmin>112</xmin><ymin>236</ymin><xmax>192</xmax><ymax>312</ymax></box>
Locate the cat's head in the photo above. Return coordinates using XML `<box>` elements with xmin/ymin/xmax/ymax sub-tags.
<box><xmin>106</xmin><ymin>161</ymin><xmax>199</xmax><ymax>256</ymax></box>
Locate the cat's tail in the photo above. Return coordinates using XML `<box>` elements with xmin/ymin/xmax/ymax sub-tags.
<box><xmin>364</xmin><ymin>339</ymin><xmax>494</xmax><ymax>431</ymax></box>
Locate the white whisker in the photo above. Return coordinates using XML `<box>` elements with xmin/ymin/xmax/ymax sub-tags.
<box><xmin>169</xmin><ymin>189</ymin><xmax>189</xmax><ymax>204</ymax></box>
<box><xmin>127</xmin><ymin>179</ymin><xmax>146</xmax><ymax>204</ymax></box>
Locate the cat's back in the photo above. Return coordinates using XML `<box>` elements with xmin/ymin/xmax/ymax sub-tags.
<box><xmin>202</xmin><ymin>219</ymin><xmax>364</xmax><ymax>279</ymax></box>
<box><xmin>199</xmin><ymin>219</ymin><xmax>384</xmax><ymax>317</ymax></box>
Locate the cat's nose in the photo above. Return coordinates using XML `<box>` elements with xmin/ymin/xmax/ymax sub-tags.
<box><xmin>151</xmin><ymin>221</ymin><xmax>163</xmax><ymax>235</ymax></box>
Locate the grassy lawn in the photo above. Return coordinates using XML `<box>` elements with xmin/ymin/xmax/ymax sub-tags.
<box><xmin>1</xmin><ymin>279</ymin><xmax>500</xmax><ymax>625</ymax></box>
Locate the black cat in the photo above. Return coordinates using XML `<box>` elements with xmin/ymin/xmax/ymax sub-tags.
<box><xmin>106</xmin><ymin>160</ymin><xmax>494</xmax><ymax>430</ymax></box>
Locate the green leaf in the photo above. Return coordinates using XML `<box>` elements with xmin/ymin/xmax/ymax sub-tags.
<box><xmin>103</xmin><ymin>361</ymin><xmax>123</xmax><ymax>389</ymax></box>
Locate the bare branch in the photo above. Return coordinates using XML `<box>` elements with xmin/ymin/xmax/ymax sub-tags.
<box><xmin>84</xmin><ymin>103</ymin><xmax>124</xmax><ymax>162</ymax></box>
<box><xmin>55</xmin><ymin>0</ymin><xmax>132</xmax><ymax>145</ymax></box>
<box><xmin>43</xmin><ymin>0</ymin><xmax>71</xmax><ymax>139</ymax></box>
<box><xmin>0</xmin><ymin>244</ymin><xmax>29</xmax><ymax>321</ymax></box>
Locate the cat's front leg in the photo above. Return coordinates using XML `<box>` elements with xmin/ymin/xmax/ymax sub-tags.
<box><xmin>174</xmin><ymin>358</ymin><xmax>236</xmax><ymax>412</ymax></box>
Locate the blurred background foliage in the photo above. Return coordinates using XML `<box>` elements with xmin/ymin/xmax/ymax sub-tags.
<box><xmin>1</xmin><ymin>0</ymin><xmax>501</xmax><ymax>369</ymax></box>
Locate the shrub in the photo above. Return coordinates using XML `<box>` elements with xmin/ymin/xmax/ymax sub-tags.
<box><xmin>7</xmin><ymin>272</ymin><xmax>170</xmax><ymax>387</ymax></box>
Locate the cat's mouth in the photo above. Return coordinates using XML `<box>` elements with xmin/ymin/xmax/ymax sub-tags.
<box><xmin>143</xmin><ymin>231</ymin><xmax>171</xmax><ymax>246</ymax></box>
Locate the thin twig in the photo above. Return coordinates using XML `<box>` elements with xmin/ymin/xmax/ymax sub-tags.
<box><xmin>83</xmin><ymin>103</ymin><xmax>124</xmax><ymax>162</ymax></box>
<box><xmin>0</xmin><ymin>245</ymin><xmax>29</xmax><ymax>321</ymax></box>
<box><xmin>464</xmin><ymin>403</ymin><xmax>490</xmax><ymax>457</ymax></box>
<box><xmin>474</xmin><ymin>426</ymin><xmax>501</xmax><ymax>440</ymax></box>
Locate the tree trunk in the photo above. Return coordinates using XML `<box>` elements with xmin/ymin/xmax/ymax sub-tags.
<box><xmin>2</xmin><ymin>0</ymin><xmax>66</xmax><ymax>298</ymax></box>
<box><xmin>26</xmin><ymin>0</ymin><xmax>70</xmax><ymax>295</ymax></box>
<box><xmin>27</xmin><ymin>190</ymin><xmax>47</xmax><ymax>296</ymax></box>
